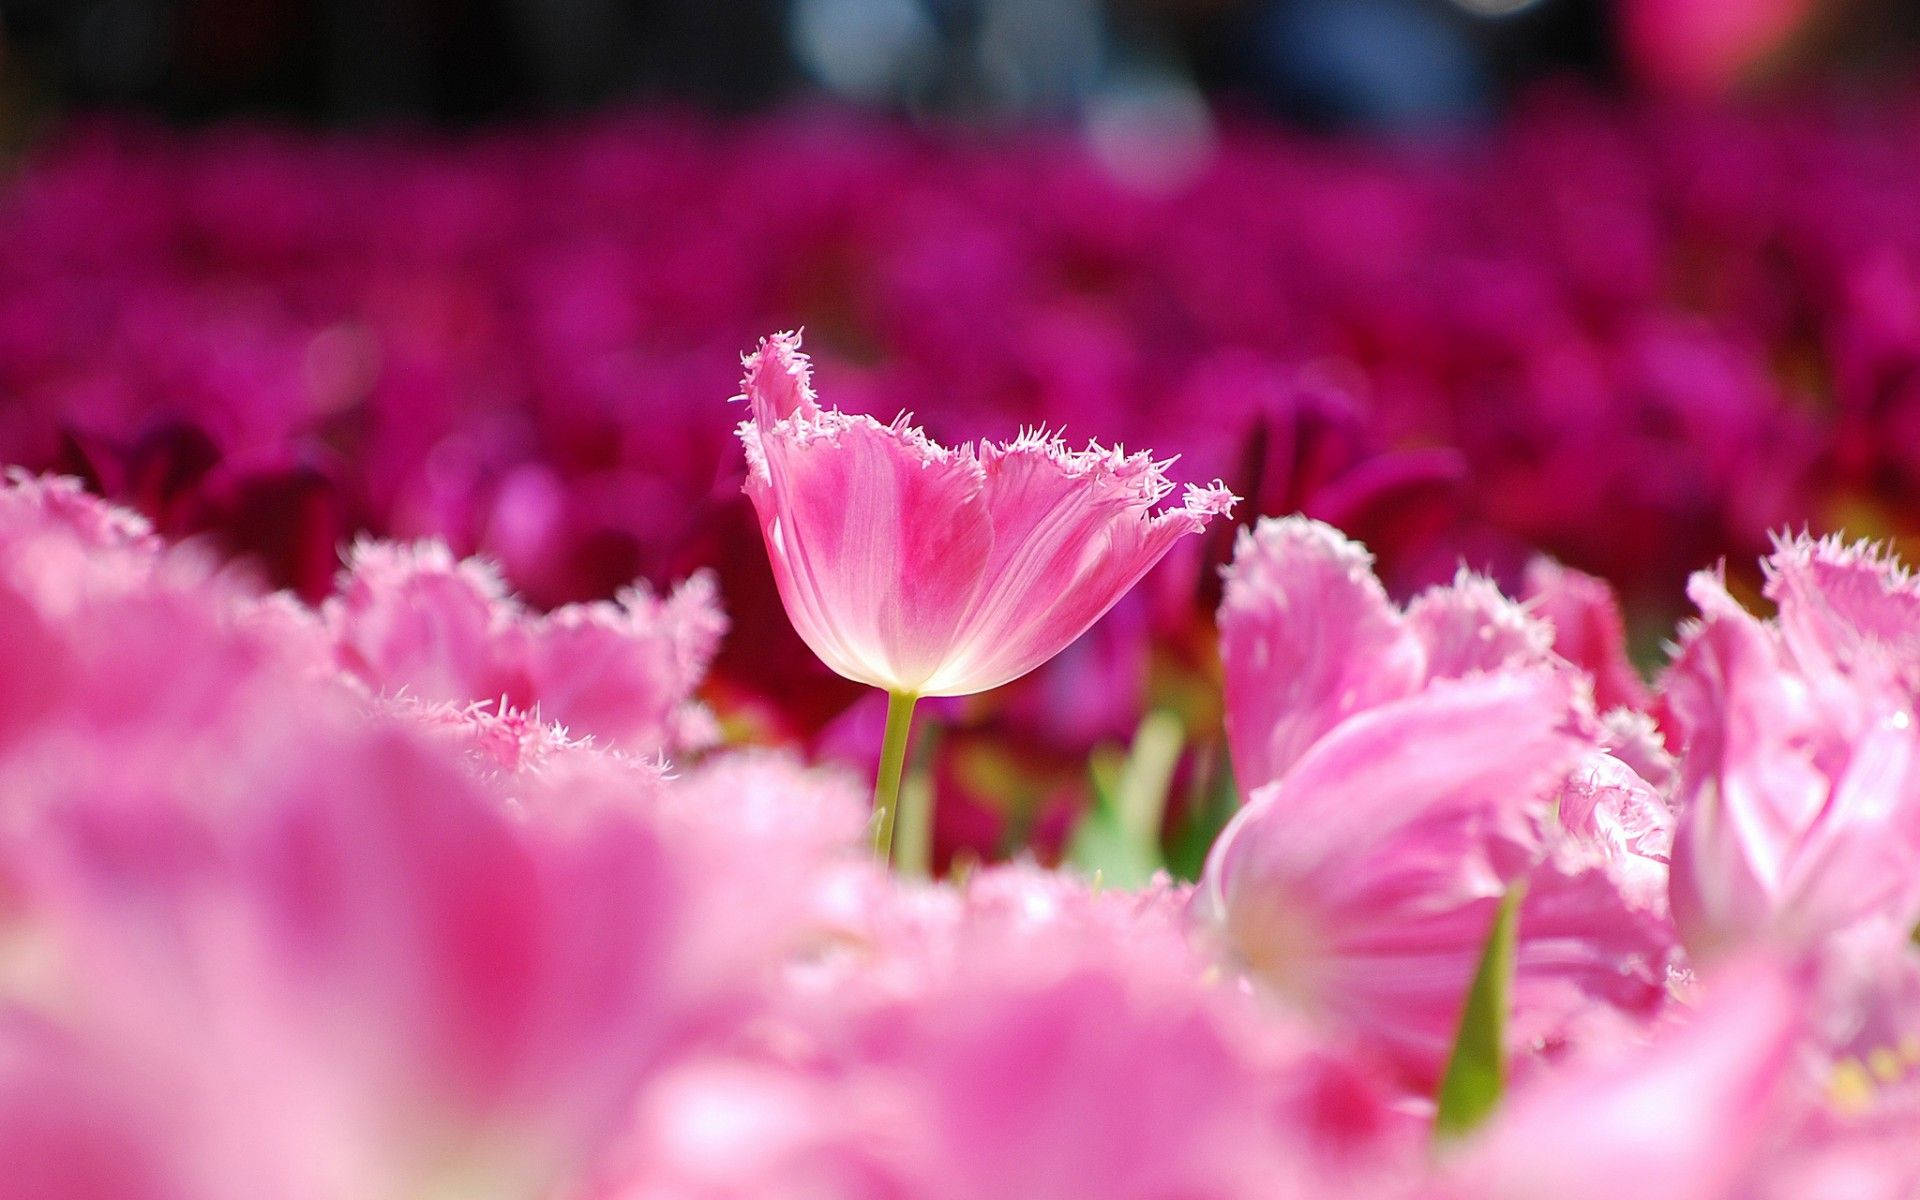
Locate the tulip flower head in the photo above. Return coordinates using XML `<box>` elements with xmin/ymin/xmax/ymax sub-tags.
<box><xmin>736</xmin><ymin>331</ymin><xmax>1233</xmax><ymax>863</ymax></box>
<box><xmin>735</xmin><ymin>331</ymin><xmax>1235</xmax><ymax>699</ymax></box>
<box><xmin>1207</xmin><ymin>519</ymin><xmax>1675</xmax><ymax>1083</ymax></box>
<box><xmin>1663</xmin><ymin>537</ymin><xmax>1920</xmax><ymax>959</ymax></box>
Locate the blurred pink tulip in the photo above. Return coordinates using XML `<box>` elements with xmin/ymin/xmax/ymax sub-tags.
<box><xmin>587</xmin><ymin>864</ymin><xmax>1421</xmax><ymax>1200</ymax></box>
<box><xmin>1662</xmin><ymin>536</ymin><xmax>1920</xmax><ymax>959</ymax></box>
<box><xmin>0</xmin><ymin>472</ymin><xmax>865</xmax><ymax>1200</ymax></box>
<box><xmin>325</xmin><ymin>539</ymin><xmax>723</xmax><ymax>754</ymax></box>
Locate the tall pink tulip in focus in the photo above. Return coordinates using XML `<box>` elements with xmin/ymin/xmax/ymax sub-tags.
<box><xmin>735</xmin><ymin>332</ymin><xmax>1234</xmax><ymax>866</ymax></box>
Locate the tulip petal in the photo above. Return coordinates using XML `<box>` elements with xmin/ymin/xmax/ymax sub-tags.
<box><xmin>1217</xmin><ymin>517</ymin><xmax>1426</xmax><ymax>794</ymax></box>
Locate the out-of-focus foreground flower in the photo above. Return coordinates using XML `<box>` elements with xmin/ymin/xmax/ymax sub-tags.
<box><xmin>3</xmin><ymin>475</ymin><xmax>1920</xmax><ymax>1196</ymax></box>
<box><xmin>1662</xmin><ymin>534</ymin><xmax>1920</xmax><ymax>960</ymax></box>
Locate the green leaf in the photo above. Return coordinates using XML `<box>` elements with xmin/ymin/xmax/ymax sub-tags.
<box><xmin>1164</xmin><ymin>745</ymin><xmax>1239</xmax><ymax>881</ymax></box>
<box><xmin>1066</xmin><ymin>711</ymin><xmax>1184</xmax><ymax>889</ymax></box>
<box><xmin>1433</xmin><ymin>884</ymin><xmax>1525</xmax><ymax>1140</ymax></box>
<box><xmin>1113</xmin><ymin>709</ymin><xmax>1184</xmax><ymax>847</ymax></box>
<box><xmin>1064</xmin><ymin>799</ymin><xmax>1160</xmax><ymax>889</ymax></box>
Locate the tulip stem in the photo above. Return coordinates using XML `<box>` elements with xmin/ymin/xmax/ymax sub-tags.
<box><xmin>871</xmin><ymin>690</ymin><xmax>920</xmax><ymax>865</ymax></box>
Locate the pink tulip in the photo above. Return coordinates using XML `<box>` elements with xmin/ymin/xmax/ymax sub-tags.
<box><xmin>1210</xmin><ymin>519</ymin><xmax>1676</xmax><ymax>1084</ymax></box>
<box><xmin>325</xmin><ymin>539</ymin><xmax>723</xmax><ymax>755</ymax></box>
<box><xmin>1764</xmin><ymin>532</ymin><xmax>1920</xmax><ymax>697</ymax></box>
<box><xmin>1201</xmin><ymin>668</ymin><xmax>1588</xmax><ymax>1086</ymax></box>
<box><xmin>0</xmin><ymin>474</ymin><xmax>867</xmax><ymax>1200</ymax></box>
<box><xmin>736</xmin><ymin>331</ymin><xmax>1232</xmax><ymax>863</ymax></box>
<box><xmin>1217</xmin><ymin>517</ymin><xmax>1427</xmax><ymax>796</ymax></box>
<box><xmin>1662</xmin><ymin>537</ymin><xmax>1920</xmax><ymax>959</ymax></box>
<box><xmin>736</xmin><ymin>331</ymin><xmax>1233</xmax><ymax>700</ymax></box>
<box><xmin>1218</xmin><ymin>517</ymin><xmax>1581</xmax><ymax>796</ymax></box>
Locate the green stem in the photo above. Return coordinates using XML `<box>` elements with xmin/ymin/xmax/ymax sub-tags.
<box><xmin>893</xmin><ymin>764</ymin><xmax>937</xmax><ymax>878</ymax></box>
<box><xmin>870</xmin><ymin>691</ymin><xmax>920</xmax><ymax>864</ymax></box>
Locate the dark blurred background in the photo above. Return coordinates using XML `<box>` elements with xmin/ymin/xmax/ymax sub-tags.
<box><xmin>3</xmin><ymin>0</ymin><xmax>1918</xmax><ymax>130</ymax></box>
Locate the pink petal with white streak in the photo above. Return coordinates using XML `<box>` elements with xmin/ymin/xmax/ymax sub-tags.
<box><xmin>1217</xmin><ymin>517</ymin><xmax>1426</xmax><ymax>794</ymax></box>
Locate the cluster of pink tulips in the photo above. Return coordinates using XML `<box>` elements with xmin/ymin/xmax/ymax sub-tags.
<box><xmin>13</xmin><ymin>94</ymin><xmax>1920</xmax><ymax>864</ymax></box>
<box><xmin>4</xmin><ymin>321</ymin><xmax>1918</xmax><ymax>1196</ymax></box>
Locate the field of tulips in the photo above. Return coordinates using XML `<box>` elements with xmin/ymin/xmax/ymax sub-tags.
<box><xmin>4</xmin><ymin>92</ymin><xmax>1920</xmax><ymax>1196</ymax></box>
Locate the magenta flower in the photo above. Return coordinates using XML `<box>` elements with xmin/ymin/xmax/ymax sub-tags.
<box><xmin>736</xmin><ymin>331</ymin><xmax>1233</xmax><ymax>862</ymax></box>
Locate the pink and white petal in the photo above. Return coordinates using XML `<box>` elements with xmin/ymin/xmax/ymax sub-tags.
<box><xmin>1313</xmin><ymin>903</ymin><xmax>1522</xmax><ymax>1082</ymax></box>
<box><xmin>1556</xmin><ymin>750</ymin><xmax>1675</xmax><ymax>914</ymax></box>
<box><xmin>1406</xmin><ymin>569</ymin><xmax>1556</xmax><ymax>681</ymax></box>
<box><xmin>916</xmin><ymin>438</ymin><xmax>1173</xmax><ymax>689</ymax></box>
<box><xmin>1204</xmin><ymin>671</ymin><xmax>1587</xmax><ymax>1080</ymax></box>
<box><xmin>1599</xmin><ymin>708</ymin><xmax>1679</xmax><ymax>799</ymax></box>
<box><xmin>325</xmin><ymin>539</ymin><xmax>524</xmax><ymax>705</ymax></box>
<box><xmin>1664</xmin><ymin>574</ymin><xmax>1834</xmax><ymax>956</ymax></box>
<box><xmin>745</xmin><ymin>412</ymin><xmax>994</xmax><ymax>693</ymax></box>
<box><xmin>1216</xmin><ymin>517</ymin><xmax>1427</xmax><ymax>794</ymax></box>
<box><xmin>524</xmin><ymin>572</ymin><xmax>724</xmax><ymax>754</ymax></box>
<box><xmin>1210</xmin><ymin>670</ymin><xmax>1579</xmax><ymax>912</ymax></box>
<box><xmin>1508</xmin><ymin>850</ymin><xmax>1675</xmax><ymax>1062</ymax></box>
<box><xmin>0</xmin><ymin>470</ymin><xmax>160</xmax><ymax>555</ymax></box>
<box><xmin>1764</xmin><ymin>532</ymin><xmax>1920</xmax><ymax>691</ymax></box>
<box><xmin>739</xmin><ymin>329</ymin><xmax>822</xmax><ymax>426</ymax></box>
<box><xmin>1777</xmin><ymin>713</ymin><xmax>1920</xmax><ymax>942</ymax></box>
<box><xmin>921</xmin><ymin>470</ymin><xmax>1232</xmax><ymax>697</ymax></box>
